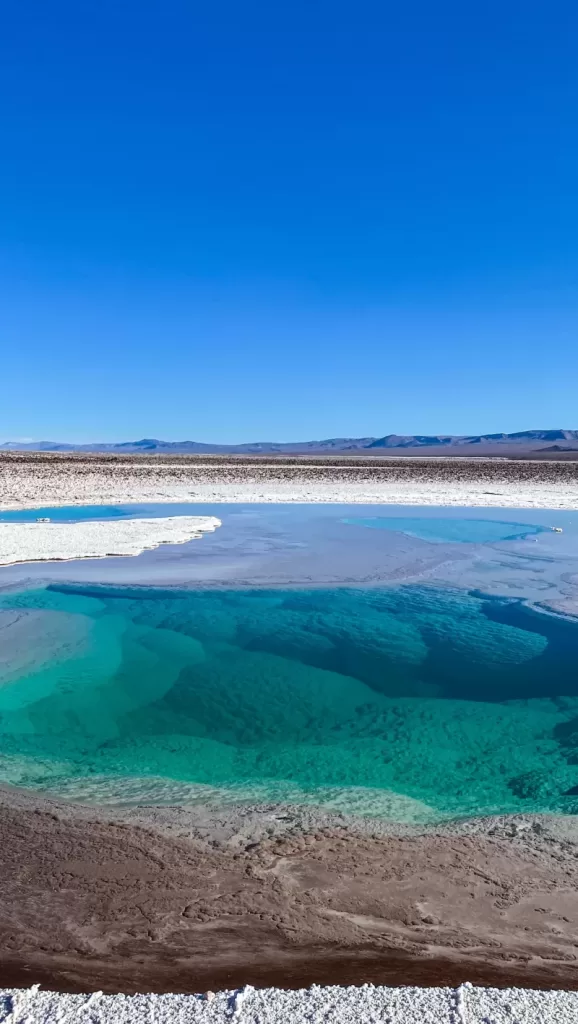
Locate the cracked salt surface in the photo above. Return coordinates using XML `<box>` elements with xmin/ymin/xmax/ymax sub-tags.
<box><xmin>3</xmin><ymin>984</ymin><xmax>578</xmax><ymax>1023</ymax></box>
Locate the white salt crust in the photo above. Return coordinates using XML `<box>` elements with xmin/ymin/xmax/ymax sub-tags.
<box><xmin>3</xmin><ymin>983</ymin><xmax>578</xmax><ymax>1024</ymax></box>
<box><xmin>0</xmin><ymin>516</ymin><xmax>221</xmax><ymax>566</ymax></box>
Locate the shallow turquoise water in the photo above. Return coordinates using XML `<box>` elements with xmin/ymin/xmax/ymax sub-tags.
<box><xmin>0</xmin><ymin>501</ymin><xmax>256</xmax><ymax>523</ymax></box>
<box><xmin>0</xmin><ymin>502</ymin><xmax>231</xmax><ymax>522</ymax></box>
<box><xmin>1</xmin><ymin>582</ymin><xmax>578</xmax><ymax>820</ymax></box>
<box><xmin>0</xmin><ymin>504</ymin><xmax>131</xmax><ymax>522</ymax></box>
<box><xmin>343</xmin><ymin>516</ymin><xmax>548</xmax><ymax>544</ymax></box>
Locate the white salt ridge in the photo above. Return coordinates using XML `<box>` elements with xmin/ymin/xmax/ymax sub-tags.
<box><xmin>3</xmin><ymin>983</ymin><xmax>578</xmax><ymax>1023</ymax></box>
<box><xmin>0</xmin><ymin>516</ymin><xmax>221</xmax><ymax>566</ymax></box>
<box><xmin>2</xmin><ymin>480</ymin><xmax>577</xmax><ymax>510</ymax></box>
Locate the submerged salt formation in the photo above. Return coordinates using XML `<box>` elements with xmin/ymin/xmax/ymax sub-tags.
<box><xmin>0</xmin><ymin>516</ymin><xmax>221</xmax><ymax>566</ymax></box>
<box><xmin>0</xmin><ymin>583</ymin><xmax>577</xmax><ymax>820</ymax></box>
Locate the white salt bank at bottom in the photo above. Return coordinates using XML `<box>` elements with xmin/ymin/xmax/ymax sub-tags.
<box><xmin>2</xmin><ymin>983</ymin><xmax>578</xmax><ymax>1024</ymax></box>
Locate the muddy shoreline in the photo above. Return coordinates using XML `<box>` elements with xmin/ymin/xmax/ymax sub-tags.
<box><xmin>2</xmin><ymin>785</ymin><xmax>578</xmax><ymax>994</ymax></box>
<box><xmin>4</xmin><ymin>948</ymin><xmax>577</xmax><ymax>996</ymax></box>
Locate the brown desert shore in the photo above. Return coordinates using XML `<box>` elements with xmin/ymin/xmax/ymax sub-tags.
<box><xmin>1</xmin><ymin>785</ymin><xmax>578</xmax><ymax>995</ymax></box>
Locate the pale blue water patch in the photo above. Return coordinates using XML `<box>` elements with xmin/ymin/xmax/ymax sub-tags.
<box><xmin>342</xmin><ymin>516</ymin><xmax>549</xmax><ymax>545</ymax></box>
<box><xmin>0</xmin><ymin>504</ymin><xmax>132</xmax><ymax>522</ymax></box>
<box><xmin>0</xmin><ymin>501</ymin><xmax>273</xmax><ymax>524</ymax></box>
<box><xmin>0</xmin><ymin>503</ymin><xmax>575</xmax><ymax>607</ymax></box>
<box><xmin>0</xmin><ymin>503</ymin><xmax>566</xmax><ymax>549</ymax></box>
<box><xmin>0</xmin><ymin>503</ymin><xmax>217</xmax><ymax>523</ymax></box>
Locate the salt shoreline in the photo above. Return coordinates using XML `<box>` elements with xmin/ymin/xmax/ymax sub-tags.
<box><xmin>0</xmin><ymin>516</ymin><xmax>221</xmax><ymax>566</ymax></box>
<box><xmin>1</xmin><ymin>454</ymin><xmax>577</xmax><ymax>510</ymax></box>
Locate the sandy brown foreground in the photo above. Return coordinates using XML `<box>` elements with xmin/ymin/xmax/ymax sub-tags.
<box><xmin>2</xmin><ymin>786</ymin><xmax>578</xmax><ymax>995</ymax></box>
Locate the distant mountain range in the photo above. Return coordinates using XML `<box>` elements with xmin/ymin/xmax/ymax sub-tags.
<box><xmin>2</xmin><ymin>429</ymin><xmax>578</xmax><ymax>456</ymax></box>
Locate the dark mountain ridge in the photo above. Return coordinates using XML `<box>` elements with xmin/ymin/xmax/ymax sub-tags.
<box><xmin>2</xmin><ymin>430</ymin><xmax>578</xmax><ymax>456</ymax></box>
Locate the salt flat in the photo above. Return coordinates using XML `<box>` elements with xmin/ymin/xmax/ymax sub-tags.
<box><xmin>1</xmin><ymin>453</ymin><xmax>577</xmax><ymax>510</ymax></box>
<box><xmin>0</xmin><ymin>516</ymin><xmax>220</xmax><ymax>566</ymax></box>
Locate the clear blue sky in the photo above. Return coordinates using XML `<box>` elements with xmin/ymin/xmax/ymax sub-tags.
<box><xmin>1</xmin><ymin>0</ymin><xmax>577</xmax><ymax>442</ymax></box>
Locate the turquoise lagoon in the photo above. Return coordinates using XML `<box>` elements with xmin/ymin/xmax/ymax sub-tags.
<box><xmin>0</xmin><ymin>502</ymin><xmax>199</xmax><ymax>522</ymax></box>
<box><xmin>1</xmin><ymin>578</ymin><xmax>578</xmax><ymax>822</ymax></box>
<box><xmin>342</xmin><ymin>516</ymin><xmax>548</xmax><ymax>544</ymax></box>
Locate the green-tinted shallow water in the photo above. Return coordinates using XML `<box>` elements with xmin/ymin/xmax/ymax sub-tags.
<box><xmin>1</xmin><ymin>583</ymin><xmax>578</xmax><ymax>822</ymax></box>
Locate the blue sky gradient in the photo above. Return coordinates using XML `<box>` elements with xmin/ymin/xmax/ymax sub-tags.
<box><xmin>1</xmin><ymin>0</ymin><xmax>577</xmax><ymax>441</ymax></box>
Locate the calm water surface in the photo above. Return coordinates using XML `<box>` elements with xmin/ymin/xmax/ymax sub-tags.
<box><xmin>342</xmin><ymin>516</ymin><xmax>548</xmax><ymax>544</ymax></box>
